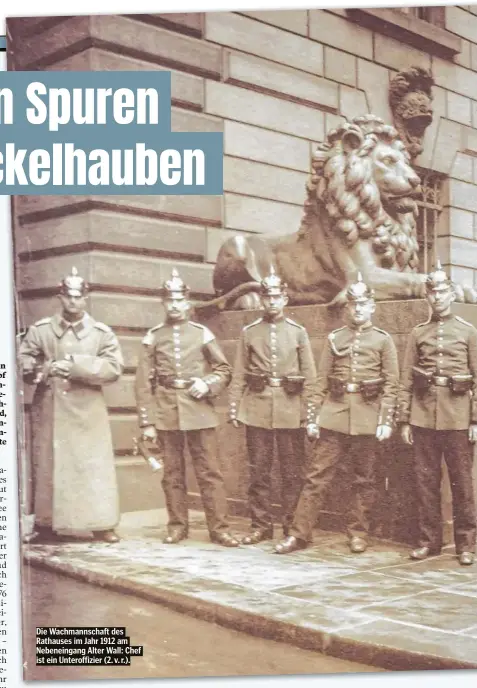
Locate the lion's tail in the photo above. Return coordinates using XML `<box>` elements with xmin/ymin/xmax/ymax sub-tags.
<box><xmin>193</xmin><ymin>281</ymin><xmax>262</xmax><ymax>313</ymax></box>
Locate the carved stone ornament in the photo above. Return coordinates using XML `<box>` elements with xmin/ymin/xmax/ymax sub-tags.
<box><xmin>194</xmin><ymin>114</ymin><xmax>477</xmax><ymax>313</ymax></box>
<box><xmin>389</xmin><ymin>66</ymin><xmax>434</xmax><ymax>159</ymax></box>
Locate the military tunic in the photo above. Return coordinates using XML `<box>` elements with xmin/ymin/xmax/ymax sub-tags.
<box><xmin>18</xmin><ymin>313</ymin><xmax>123</xmax><ymax>532</ymax></box>
<box><xmin>228</xmin><ymin>316</ymin><xmax>317</xmax><ymax>534</ymax></box>
<box><xmin>398</xmin><ymin>313</ymin><xmax>477</xmax><ymax>554</ymax></box>
<box><xmin>398</xmin><ymin>314</ymin><xmax>477</xmax><ymax>430</ymax></box>
<box><xmin>289</xmin><ymin>322</ymin><xmax>399</xmax><ymax>543</ymax></box>
<box><xmin>135</xmin><ymin>319</ymin><xmax>232</xmax><ymax>536</ymax></box>
<box><xmin>228</xmin><ymin>316</ymin><xmax>317</xmax><ymax>428</ymax></box>
<box><xmin>316</xmin><ymin>323</ymin><xmax>399</xmax><ymax>434</ymax></box>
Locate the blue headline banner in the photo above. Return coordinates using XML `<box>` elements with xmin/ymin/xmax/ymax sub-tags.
<box><xmin>0</xmin><ymin>71</ymin><xmax>223</xmax><ymax>194</ymax></box>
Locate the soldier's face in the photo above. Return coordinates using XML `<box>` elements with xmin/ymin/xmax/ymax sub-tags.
<box><xmin>427</xmin><ymin>286</ymin><xmax>454</xmax><ymax>315</ymax></box>
<box><xmin>59</xmin><ymin>293</ymin><xmax>86</xmax><ymax>319</ymax></box>
<box><xmin>163</xmin><ymin>297</ymin><xmax>190</xmax><ymax>322</ymax></box>
<box><xmin>346</xmin><ymin>298</ymin><xmax>375</xmax><ymax>327</ymax></box>
<box><xmin>262</xmin><ymin>293</ymin><xmax>288</xmax><ymax>319</ymax></box>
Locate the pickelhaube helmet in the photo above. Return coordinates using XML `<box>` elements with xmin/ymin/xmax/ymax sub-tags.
<box><xmin>259</xmin><ymin>266</ymin><xmax>287</xmax><ymax>296</ymax></box>
<box><xmin>59</xmin><ymin>267</ymin><xmax>88</xmax><ymax>297</ymax></box>
<box><xmin>425</xmin><ymin>259</ymin><xmax>452</xmax><ymax>292</ymax></box>
<box><xmin>159</xmin><ymin>268</ymin><xmax>190</xmax><ymax>300</ymax></box>
<box><xmin>345</xmin><ymin>273</ymin><xmax>374</xmax><ymax>302</ymax></box>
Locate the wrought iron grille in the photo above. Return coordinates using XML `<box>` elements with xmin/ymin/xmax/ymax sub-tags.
<box><xmin>414</xmin><ymin>169</ymin><xmax>445</xmax><ymax>274</ymax></box>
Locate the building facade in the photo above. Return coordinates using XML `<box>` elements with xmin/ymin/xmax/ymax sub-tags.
<box><xmin>9</xmin><ymin>6</ymin><xmax>477</xmax><ymax>518</ymax></box>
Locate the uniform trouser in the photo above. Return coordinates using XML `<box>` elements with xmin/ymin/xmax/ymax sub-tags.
<box><xmin>245</xmin><ymin>426</ymin><xmax>305</xmax><ymax>533</ymax></box>
<box><xmin>413</xmin><ymin>427</ymin><xmax>476</xmax><ymax>554</ymax></box>
<box><xmin>160</xmin><ymin>428</ymin><xmax>229</xmax><ymax>536</ymax></box>
<box><xmin>290</xmin><ymin>429</ymin><xmax>378</xmax><ymax>543</ymax></box>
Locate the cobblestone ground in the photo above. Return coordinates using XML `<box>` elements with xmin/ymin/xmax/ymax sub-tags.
<box><xmin>23</xmin><ymin>509</ymin><xmax>477</xmax><ymax>672</ymax></box>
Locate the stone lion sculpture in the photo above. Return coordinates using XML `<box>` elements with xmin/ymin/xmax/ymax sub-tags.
<box><xmin>196</xmin><ymin>114</ymin><xmax>476</xmax><ymax>312</ymax></box>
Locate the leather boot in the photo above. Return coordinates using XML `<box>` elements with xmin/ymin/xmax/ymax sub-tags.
<box><xmin>274</xmin><ymin>535</ymin><xmax>307</xmax><ymax>554</ymax></box>
<box><xmin>241</xmin><ymin>527</ymin><xmax>273</xmax><ymax>545</ymax></box>
<box><xmin>163</xmin><ymin>527</ymin><xmax>188</xmax><ymax>544</ymax></box>
<box><xmin>94</xmin><ymin>530</ymin><xmax>120</xmax><ymax>543</ymax></box>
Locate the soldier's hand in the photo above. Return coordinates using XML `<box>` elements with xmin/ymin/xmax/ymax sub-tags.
<box><xmin>188</xmin><ymin>377</ymin><xmax>209</xmax><ymax>399</ymax></box>
<box><xmin>400</xmin><ymin>423</ymin><xmax>413</xmax><ymax>446</ymax></box>
<box><xmin>231</xmin><ymin>419</ymin><xmax>241</xmax><ymax>429</ymax></box>
<box><xmin>376</xmin><ymin>424</ymin><xmax>392</xmax><ymax>442</ymax></box>
<box><xmin>469</xmin><ymin>424</ymin><xmax>477</xmax><ymax>443</ymax></box>
<box><xmin>306</xmin><ymin>423</ymin><xmax>320</xmax><ymax>440</ymax></box>
<box><xmin>51</xmin><ymin>359</ymin><xmax>73</xmax><ymax>378</ymax></box>
<box><xmin>142</xmin><ymin>425</ymin><xmax>157</xmax><ymax>441</ymax></box>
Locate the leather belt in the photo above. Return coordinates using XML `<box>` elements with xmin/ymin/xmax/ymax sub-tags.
<box><xmin>433</xmin><ymin>376</ymin><xmax>449</xmax><ymax>387</ymax></box>
<box><xmin>345</xmin><ymin>382</ymin><xmax>360</xmax><ymax>393</ymax></box>
<box><xmin>157</xmin><ymin>377</ymin><xmax>192</xmax><ymax>390</ymax></box>
<box><xmin>267</xmin><ymin>377</ymin><xmax>283</xmax><ymax>387</ymax></box>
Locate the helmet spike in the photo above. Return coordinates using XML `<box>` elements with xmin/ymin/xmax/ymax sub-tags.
<box><xmin>159</xmin><ymin>267</ymin><xmax>190</xmax><ymax>300</ymax></box>
<box><xmin>345</xmin><ymin>274</ymin><xmax>374</xmax><ymax>302</ymax></box>
<box><xmin>59</xmin><ymin>267</ymin><xmax>88</xmax><ymax>296</ymax></box>
<box><xmin>425</xmin><ymin>261</ymin><xmax>450</xmax><ymax>293</ymax></box>
<box><xmin>260</xmin><ymin>265</ymin><xmax>287</xmax><ymax>297</ymax></box>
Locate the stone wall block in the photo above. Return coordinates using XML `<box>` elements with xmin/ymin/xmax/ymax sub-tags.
<box><xmin>205</xmin><ymin>81</ymin><xmax>325</xmax><ymax>141</ymax></box>
<box><xmin>324</xmin><ymin>47</ymin><xmax>357</xmax><ymax>87</ymax></box>
<box><xmin>17</xmin><ymin>211</ymin><xmax>207</xmax><ymax>260</ymax></box>
<box><xmin>308</xmin><ymin>10</ymin><xmax>373</xmax><ymax>60</ymax></box>
<box><xmin>430</xmin><ymin>119</ymin><xmax>463</xmax><ymax>174</ymax></box>
<box><xmin>206</xmin><ymin>11</ymin><xmax>324</xmax><ymax>75</ymax></box>
<box><xmin>16</xmin><ymin>194</ymin><xmax>223</xmax><ymax>226</ymax></box>
<box><xmin>374</xmin><ymin>33</ymin><xmax>431</xmax><ymax>71</ymax></box>
<box><xmin>447</xmin><ymin>91</ymin><xmax>472</xmax><ymax>126</ymax></box>
<box><xmin>416</xmin><ymin>86</ymin><xmax>447</xmax><ymax>169</ymax></box>
<box><xmin>240</xmin><ymin>9</ymin><xmax>308</xmax><ymax>36</ymax></box>
<box><xmin>357</xmin><ymin>59</ymin><xmax>392</xmax><ymax>123</ymax></box>
<box><xmin>224</xmin><ymin>121</ymin><xmax>311</xmax><ymax>172</ymax></box>
<box><xmin>224</xmin><ymin>157</ymin><xmax>308</xmax><ymax>205</ymax></box>
<box><xmin>224</xmin><ymin>193</ymin><xmax>303</xmax><ymax>236</ymax></box>
<box><xmin>339</xmin><ymin>85</ymin><xmax>369</xmax><ymax>120</ymax></box>
<box><xmin>224</xmin><ymin>50</ymin><xmax>338</xmax><ymax>110</ymax></box>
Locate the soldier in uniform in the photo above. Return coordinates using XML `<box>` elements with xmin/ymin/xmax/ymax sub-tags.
<box><xmin>229</xmin><ymin>267</ymin><xmax>318</xmax><ymax>545</ymax></box>
<box><xmin>275</xmin><ymin>274</ymin><xmax>399</xmax><ymax>555</ymax></box>
<box><xmin>399</xmin><ymin>263</ymin><xmax>477</xmax><ymax>566</ymax></box>
<box><xmin>18</xmin><ymin>268</ymin><xmax>123</xmax><ymax>544</ymax></box>
<box><xmin>135</xmin><ymin>269</ymin><xmax>239</xmax><ymax>547</ymax></box>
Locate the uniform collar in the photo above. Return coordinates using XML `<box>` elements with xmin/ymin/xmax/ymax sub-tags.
<box><xmin>263</xmin><ymin>314</ymin><xmax>285</xmax><ymax>324</ymax></box>
<box><xmin>348</xmin><ymin>321</ymin><xmax>373</xmax><ymax>333</ymax></box>
<box><xmin>430</xmin><ymin>312</ymin><xmax>454</xmax><ymax>323</ymax></box>
<box><xmin>50</xmin><ymin>312</ymin><xmax>92</xmax><ymax>339</ymax></box>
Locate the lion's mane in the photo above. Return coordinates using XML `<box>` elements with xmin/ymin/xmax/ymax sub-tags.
<box><xmin>298</xmin><ymin>115</ymin><xmax>420</xmax><ymax>272</ymax></box>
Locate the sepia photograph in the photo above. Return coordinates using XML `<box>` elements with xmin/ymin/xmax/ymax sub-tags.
<box><xmin>8</xmin><ymin>4</ymin><xmax>477</xmax><ymax>680</ymax></box>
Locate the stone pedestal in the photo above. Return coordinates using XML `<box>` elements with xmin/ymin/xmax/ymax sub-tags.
<box><xmin>191</xmin><ymin>299</ymin><xmax>477</xmax><ymax>546</ymax></box>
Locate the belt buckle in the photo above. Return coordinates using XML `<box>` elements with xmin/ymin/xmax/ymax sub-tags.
<box><xmin>433</xmin><ymin>376</ymin><xmax>448</xmax><ymax>387</ymax></box>
<box><xmin>268</xmin><ymin>377</ymin><xmax>282</xmax><ymax>387</ymax></box>
<box><xmin>346</xmin><ymin>383</ymin><xmax>359</xmax><ymax>393</ymax></box>
<box><xmin>173</xmin><ymin>379</ymin><xmax>188</xmax><ymax>389</ymax></box>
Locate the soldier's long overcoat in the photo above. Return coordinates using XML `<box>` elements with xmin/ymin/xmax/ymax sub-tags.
<box><xmin>18</xmin><ymin>312</ymin><xmax>123</xmax><ymax>531</ymax></box>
